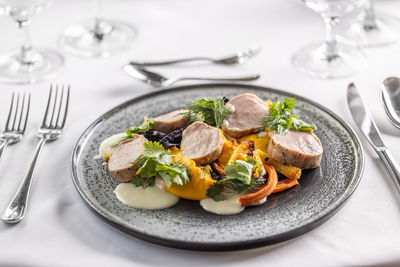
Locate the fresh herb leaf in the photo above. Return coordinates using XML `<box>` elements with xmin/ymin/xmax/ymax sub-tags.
<box><xmin>156</xmin><ymin>163</ymin><xmax>189</xmax><ymax>187</ymax></box>
<box><xmin>132</xmin><ymin>141</ymin><xmax>190</xmax><ymax>188</ymax></box>
<box><xmin>206</xmin><ymin>182</ymin><xmax>225</xmax><ymax>201</ymax></box>
<box><xmin>258</xmin><ymin>98</ymin><xmax>316</xmax><ymax>135</ymax></box>
<box><xmin>206</xmin><ymin>157</ymin><xmax>263</xmax><ymax>201</ymax></box>
<box><xmin>131</xmin><ymin>176</ymin><xmax>155</xmax><ymax>188</ymax></box>
<box><xmin>126</xmin><ymin>118</ymin><xmax>154</xmax><ymax>137</ymax></box>
<box><xmin>184</xmin><ymin>97</ymin><xmax>232</xmax><ymax>127</ymax></box>
<box><xmin>141</xmin><ymin>141</ymin><xmax>171</xmax><ymax>164</ymax></box>
<box><xmin>224</xmin><ymin>160</ymin><xmax>255</xmax><ymax>185</ymax></box>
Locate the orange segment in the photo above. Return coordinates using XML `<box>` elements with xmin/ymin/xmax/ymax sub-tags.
<box><xmin>255</xmin><ymin>149</ymin><xmax>301</xmax><ymax>180</ymax></box>
<box><xmin>166</xmin><ymin>147</ymin><xmax>215</xmax><ymax>200</ymax></box>
<box><xmin>238</xmin><ymin>133</ymin><xmax>270</xmax><ymax>154</ymax></box>
<box><xmin>217</xmin><ymin>130</ymin><xmax>237</xmax><ymax>166</ymax></box>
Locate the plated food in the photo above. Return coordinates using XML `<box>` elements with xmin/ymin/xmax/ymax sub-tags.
<box><xmin>71</xmin><ymin>84</ymin><xmax>363</xmax><ymax>250</ymax></box>
<box><xmin>96</xmin><ymin>93</ymin><xmax>323</xmax><ymax>215</ymax></box>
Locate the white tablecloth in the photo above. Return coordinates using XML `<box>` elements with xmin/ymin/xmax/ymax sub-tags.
<box><xmin>0</xmin><ymin>0</ymin><xmax>400</xmax><ymax>266</ymax></box>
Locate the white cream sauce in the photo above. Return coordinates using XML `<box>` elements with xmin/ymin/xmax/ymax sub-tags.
<box><xmin>94</xmin><ymin>132</ymin><xmax>127</xmax><ymax>160</ymax></box>
<box><xmin>113</xmin><ymin>179</ymin><xmax>179</xmax><ymax>210</ymax></box>
<box><xmin>200</xmin><ymin>195</ymin><xmax>245</xmax><ymax>215</ymax></box>
<box><xmin>250</xmin><ymin>197</ymin><xmax>267</xmax><ymax>206</ymax></box>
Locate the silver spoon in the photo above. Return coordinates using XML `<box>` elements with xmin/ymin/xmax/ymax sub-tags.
<box><xmin>382</xmin><ymin>77</ymin><xmax>400</xmax><ymax>129</ymax></box>
<box><xmin>123</xmin><ymin>65</ymin><xmax>260</xmax><ymax>87</ymax></box>
<box><xmin>128</xmin><ymin>45</ymin><xmax>261</xmax><ymax>67</ymax></box>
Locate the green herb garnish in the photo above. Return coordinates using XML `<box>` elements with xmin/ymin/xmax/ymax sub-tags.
<box><xmin>258</xmin><ymin>98</ymin><xmax>316</xmax><ymax>135</ymax></box>
<box><xmin>126</xmin><ymin>118</ymin><xmax>154</xmax><ymax>137</ymax></box>
<box><xmin>133</xmin><ymin>141</ymin><xmax>190</xmax><ymax>188</ymax></box>
<box><xmin>206</xmin><ymin>158</ymin><xmax>263</xmax><ymax>201</ymax></box>
<box><xmin>185</xmin><ymin>97</ymin><xmax>232</xmax><ymax>128</ymax></box>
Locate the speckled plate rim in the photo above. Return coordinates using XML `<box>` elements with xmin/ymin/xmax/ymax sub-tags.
<box><xmin>71</xmin><ymin>83</ymin><xmax>364</xmax><ymax>251</ymax></box>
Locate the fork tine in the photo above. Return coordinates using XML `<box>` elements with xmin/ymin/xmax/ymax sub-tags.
<box><xmin>17</xmin><ymin>92</ymin><xmax>26</xmax><ymax>131</ymax></box>
<box><xmin>21</xmin><ymin>93</ymin><xmax>30</xmax><ymax>133</ymax></box>
<box><xmin>11</xmin><ymin>93</ymin><xmax>20</xmax><ymax>131</ymax></box>
<box><xmin>55</xmin><ymin>85</ymin><xmax>64</xmax><ymax>128</ymax></box>
<box><xmin>49</xmin><ymin>85</ymin><xmax>59</xmax><ymax>128</ymax></box>
<box><xmin>42</xmin><ymin>85</ymin><xmax>53</xmax><ymax>128</ymax></box>
<box><xmin>5</xmin><ymin>93</ymin><xmax>15</xmax><ymax>132</ymax></box>
<box><xmin>60</xmin><ymin>85</ymin><xmax>70</xmax><ymax>128</ymax></box>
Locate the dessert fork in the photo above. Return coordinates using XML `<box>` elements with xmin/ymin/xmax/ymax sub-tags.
<box><xmin>128</xmin><ymin>45</ymin><xmax>261</xmax><ymax>66</ymax></box>
<box><xmin>0</xmin><ymin>92</ymin><xmax>30</xmax><ymax>161</ymax></box>
<box><xmin>2</xmin><ymin>85</ymin><xmax>70</xmax><ymax>223</ymax></box>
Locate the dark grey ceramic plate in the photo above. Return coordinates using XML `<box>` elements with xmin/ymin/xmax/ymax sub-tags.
<box><xmin>71</xmin><ymin>83</ymin><xmax>364</xmax><ymax>251</ymax></box>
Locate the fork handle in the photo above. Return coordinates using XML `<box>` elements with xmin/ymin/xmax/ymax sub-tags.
<box><xmin>129</xmin><ymin>57</ymin><xmax>212</xmax><ymax>66</ymax></box>
<box><xmin>0</xmin><ymin>139</ymin><xmax>9</xmax><ymax>161</ymax></box>
<box><xmin>2</xmin><ymin>137</ymin><xmax>47</xmax><ymax>223</ymax></box>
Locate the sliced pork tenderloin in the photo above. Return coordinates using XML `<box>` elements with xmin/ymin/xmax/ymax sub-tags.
<box><xmin>153</xmin><ymin>109</ymin><xmax>189</xmax><ymax>133</ymax></box>
<box><xmin>222</xmin><ymin>93</ymin><xmax>269</xmax><ymax>138</ymax></box>
<box><xmin>266</xmin><ymin>130</ymin><xmax>323</xmax><ymax>169</ymax></box>
<box><xmin>108</xmin><ymin>134</ymin><xmax>147</xmax><ymax>182</ymax></box>
<box><xmin>181</xmin><ymin>121</ymin><xmax>224</xmax><ymax>165</ymax></box>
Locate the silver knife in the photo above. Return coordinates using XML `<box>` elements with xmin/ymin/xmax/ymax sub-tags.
<box><xmin>347</xmin><ymin>83</ymin><xmax>400</xmax><ymax>194</ymax></box>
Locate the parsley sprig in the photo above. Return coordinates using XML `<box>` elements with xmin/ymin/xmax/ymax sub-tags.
<box><xmin>258</xmin><ymin>98</ymin><xmax>316</xmax><ymax>135</ymax></box>
<box><xmin>206</xmin><ymin>158</ymin><xmax>263</xmax><ymax>201</ymax></box>
<box><xmin>126</xmin><ymin>118</ymin><xmax>154</xmax><ymax>138</ymax></box>
<box><xmin>132</xmin><ymin>141</ymin><xmax>190</xmax><ymax>188</ymax></box>
<box><xmin>185</xmin><ymin>97</ymin><xmax>232</xmax><ymax>128</ymax></box>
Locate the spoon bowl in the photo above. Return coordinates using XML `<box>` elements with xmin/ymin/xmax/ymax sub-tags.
<box><xmin>382</xmin><ymin>77</ymin><xmax>400</xmax><ymax>129</ymax></box>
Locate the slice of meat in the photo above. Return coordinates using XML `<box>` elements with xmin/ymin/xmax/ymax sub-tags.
<box><xmin>108</xmin><ymin>134</ymin><xmax>148</xmax><ymax>182</ymax></box>
<box><xmin>221</xmin><ymin>93</ymin><xmax>269</xmax><ymax>138</ymax></box>
<box><xmin>266</xmin><ymin>130</ymin><xmax>323</xmax><ymax>169</ymax></box>
<box><xmin>181</xmin><ymin>122</ymin><xmax>224</xmax><ymax>165</ymax></box>
<box><xmin>153</xmin><ymin>109</ymin><xmax>189</xmax><ymax>133</ymax></box>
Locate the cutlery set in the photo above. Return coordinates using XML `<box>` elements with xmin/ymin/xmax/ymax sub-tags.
<box><xmin>347</xmin><ymin>82</ymin><xmax>400</xmax><ymax>195</ymax></box>
<box><xmin>124</xmin><ymin>46</ymin><xmax>261</xmax><ymax>87</ymax></box>
<box><xmin>0</xmin><ymin>85</ymin><xmax>70</xmax><ymax>224</ymax></box>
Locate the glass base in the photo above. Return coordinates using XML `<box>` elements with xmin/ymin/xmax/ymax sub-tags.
<box><xmin>292</xmin><ymin>42</ymin><xmax>367</xmax><ymax>79</ymax></box>
<box><xmin>339</xmin><ymin>14</ymin><xmax>400</xmax><ymax>47</ymax></box>
<box><xmin>59</xmin><ymin>19</ymin><xmax>137</xmax><ymax>58</ymax></box>
<box><xmin>0</xmin><ymin>48</ymin><xmax>64</xmax><ymax>84</ymax></box>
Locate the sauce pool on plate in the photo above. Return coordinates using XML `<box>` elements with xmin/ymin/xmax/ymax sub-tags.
<box><xmin>114</xmin><ymin>179</ymin><xmax>179</xmax><ymax>210</ymax></box>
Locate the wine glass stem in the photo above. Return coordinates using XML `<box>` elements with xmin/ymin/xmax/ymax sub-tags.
<box><xmin>323</xmin><ymin>17</ymin><xmax>338</xmax><ymax>59</ymax></box>
<box><xmin>94</xmin><ymin>0</ymin><xmax>103</xmax><ymax>25</ymax></box>
<box><xmin>92</xmin><ymin>0</ymin><xmax>112</xmax><ymax>40</ymax></box>
<box><xmin>17</xmin><ymin>20</ymin><xmax>34</xmax><ymax>65</ymax></box>
<box><xmin>359</xmin><ymin>0</ymin><xmax>378</xmax><ymax>30</ymax></box>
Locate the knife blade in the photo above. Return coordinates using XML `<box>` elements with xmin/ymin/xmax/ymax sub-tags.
<box><xmin>347</xmin><ymin>83</ymin><xmax>400</xmax><ymax>194</ymax></box>
<box><xmin>347</xmin><ymin>83</ymin><xmax>386</xmax><ymax>149</ymax></box>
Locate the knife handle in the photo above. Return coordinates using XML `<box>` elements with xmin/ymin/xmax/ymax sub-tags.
<box><xmin>377</xmin><ymin>149</ymin><xmax>400</xmax><ymax>194</ymax></box>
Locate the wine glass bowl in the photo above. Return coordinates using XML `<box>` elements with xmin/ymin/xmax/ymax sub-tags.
<box><xmin>338</xmin><ymin>1</ymin><xmax>400</xmax><ymax>47</ymax></box>
<box><xmin>0</xmin><ymin>0</ymin><xmax>64</xmax><ymax>84</ymax></box>
<box><xmin>59</xmin><ymin>19</ymin><xmax>137</xmax><ymax>58</ymax></box>
<box><xmin>59</xmin><ymin>0</ymin><xmax>137</xmax><ymax>58</ymax></box>
<box><xmin>293</xmin><ymin>0</ymin><xmax>368</xmax><ymax>79</ymax></box>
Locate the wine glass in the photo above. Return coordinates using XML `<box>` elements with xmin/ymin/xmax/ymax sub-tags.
<box><xmin>339</xmin><ymin>0</ymin><xmax>399</xmax><ymax>47</ymax></box>
<box><xmin>292</xmin><ymin>0</ymin><xmax>368</xmax><ymax>79</ymax></box>
<box><xmin>0</xmin><ymin>0</ymin><xmax>64</xmax><ymax>84</ymax></box>
<box><xmin>59</xmin><ymin>0</ymin><xmax>137</xmax><ymax>58</ymax></box>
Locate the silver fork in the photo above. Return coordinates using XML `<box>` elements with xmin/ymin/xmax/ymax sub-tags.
<box><xmin>128</xmin><ymin>45</ymin><xmax>261</xmax><ymax>66</ymax></box>
<box><xmin>0</xmin><ymin>92</ymin><xmax>30</xmax><ymax>160</ymax></box>
<box><xmin>2</xmin><ymin>85</ymin><xmax>70</xmax><ymax>224</ymax></box>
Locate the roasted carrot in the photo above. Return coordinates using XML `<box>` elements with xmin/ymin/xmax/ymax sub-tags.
<box><xmin>239</xmin><ymin>164</ymin><xmax>278</xmax><ymax>207</ymax></box>
<box><xmin>272</xmin><ymin>178</ymin><xmax>298</xmax><ymax>193</ymax></box>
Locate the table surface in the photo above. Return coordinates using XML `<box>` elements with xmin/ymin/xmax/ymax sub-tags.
<box><xmin>0</xmin><ymin>0</ymin><xmax>400</xmax><ymax>266</ymax></box>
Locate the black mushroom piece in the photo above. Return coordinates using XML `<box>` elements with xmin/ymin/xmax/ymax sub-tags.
<box><xmin>143</xmin><ymin>128</ymin><xmax>185</xmax><ymax>149</ymax></box>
